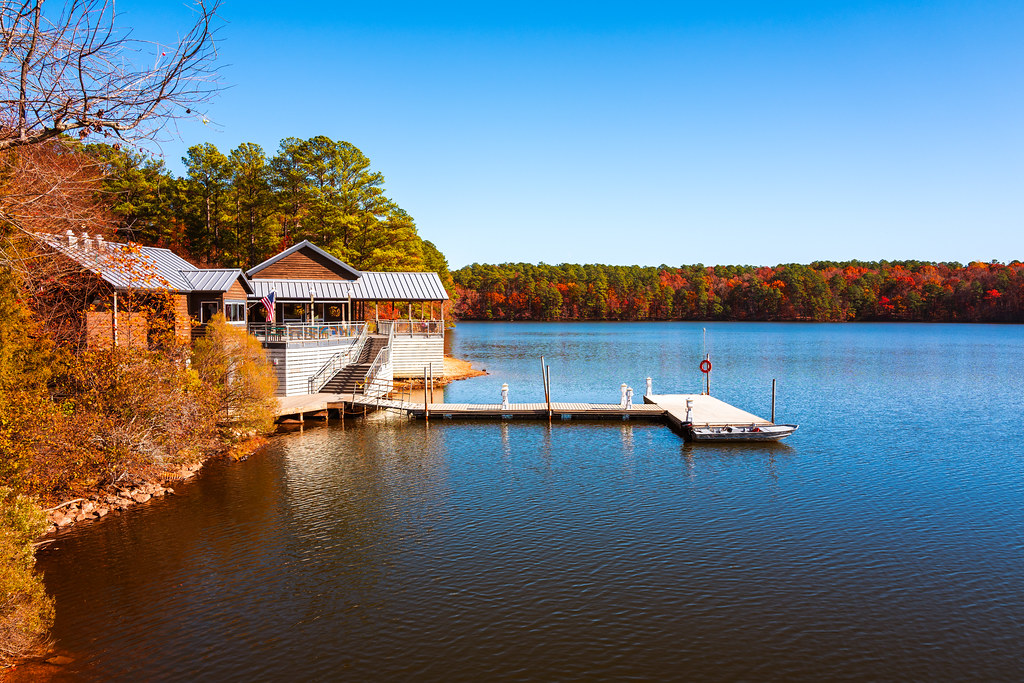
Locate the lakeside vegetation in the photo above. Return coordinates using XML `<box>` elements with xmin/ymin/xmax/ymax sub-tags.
<box><xmin>452</xmin><ymin>261</ymin><xmax>1024</xmax><ymax>323</ymax></box>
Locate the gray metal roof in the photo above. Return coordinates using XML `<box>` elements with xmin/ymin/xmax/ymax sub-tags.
<box><xmin>245</xmin><ymin>240</ymin><xmax>362</xmax><ymax>279</ymax></box>
<box><xmin>249</xmin><ymin>279</ymin><xmax>355</xmax><ymax>300</ymax></box>
<box><xmin>181</xmin><ymin>269</ymin><xmax>251</xmax><ymax>293</ymax></box>
<box><xmin>250</xmin><ymin>270</ymin><xmax>449</xmax><ymax>302</ymax></box>
<box><xmin>38</xmin><ymin>233</ymin><xmax>245</xmax><ymax>294</ymax></box>
<box><xmin>355</xmin><ymin>271</ymin><xmax>449</xmax><ymax>301</ymax></box>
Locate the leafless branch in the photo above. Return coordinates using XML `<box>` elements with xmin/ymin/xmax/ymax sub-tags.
<box><xmin>0</xmin><ymin>0</ymin><xmax>222</xmax><ymax>151</ymax></box>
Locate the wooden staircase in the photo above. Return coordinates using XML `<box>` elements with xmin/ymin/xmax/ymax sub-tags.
<box><xmin>321</xmin><ymin>335</ymin><xmax>389</xmax><ymax>394</ymax></box>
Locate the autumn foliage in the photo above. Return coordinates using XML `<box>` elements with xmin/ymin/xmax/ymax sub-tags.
<box><xmin>453</xmin><ymin>261</ymin><xmax>1024</xmax><ymax>323</ymax></box>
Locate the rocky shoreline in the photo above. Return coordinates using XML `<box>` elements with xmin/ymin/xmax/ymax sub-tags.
<box><xmin>38</xmin><ymin>438</ymin><xmax>266</xmax><ymax>539</ymax></box>
<box><xmin>41</xmin><ymin>463</ymin><xmax>199</xmax><ymax>534</ymax></box>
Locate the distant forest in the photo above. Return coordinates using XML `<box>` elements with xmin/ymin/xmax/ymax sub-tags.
<box><xmin>452</xmin><ymin>261</ymin><xmax>1024</xmax><ymax>323</ymax></box>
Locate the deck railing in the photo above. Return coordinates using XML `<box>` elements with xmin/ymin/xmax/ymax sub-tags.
<box><xmin>362</xmin><ymin>325</ymin><xmax>395</xmax><ymax>397</ymax></box>
<box><xmin>249</xmin><ymin>321</ymin><xmax>366</xmax><ymax>343</ymax></box>
<box><xmin>307</xmin><ymin>325</ymin><xmax>370</xmax><ymax>394</ymax></box>
<box><xmin>376</xmin><ymin>319</ymin><xmax>444</xmax><ymax>338</ymax></box>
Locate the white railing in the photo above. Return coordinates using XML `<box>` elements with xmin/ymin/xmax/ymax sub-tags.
<box><xmin>375</xmin><ymin>319</ymin><xmax>444</xmax><ymax>338</ymax></box>
<box><xmin>307</xmin><ymin>325</ymin><xmax>370</xmax><ymax>394</ymax></box>
<box><xmin>361</xmin><ymin>324</ymin><xmax>395</xmax><ymax>397</ymax></box>
<box><xmin>250</xmin><ymin>321</ymin><xmax>366</xmax><ymax>344</ymax></box>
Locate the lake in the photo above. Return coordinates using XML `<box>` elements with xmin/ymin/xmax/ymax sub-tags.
<box><xmin>36</xmin><ymin>322</ymin><xmax>1024</xmax><ymax>680</ymax></box>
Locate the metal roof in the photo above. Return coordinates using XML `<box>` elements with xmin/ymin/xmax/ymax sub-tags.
<box><xmin>249</xmin><ymin>279</ymin><xmax>355</xmax><ymax>300</ymax></box>
<box><xmin>181</xmin><ymin>269</ymin><xmax>251</xmax><ymax>293</ymax></box>
<box><xmin>245</xmin><ymin>240</ymin><xmax>362</xmax><ymax>279</ymax></box>
<box><xmin>38</xmin><ymin>233</ymin><xmax>245</xmax><ymax>293</ymax></box>
<box><xmin>355</xmin><ymin>271</ymin><xmax>449</xmax><ymax>301</ymax></box>
<box><xmin>250</xmin><ymin>270</ymin><xmax>449</xmax><ymax>302</ymax></box>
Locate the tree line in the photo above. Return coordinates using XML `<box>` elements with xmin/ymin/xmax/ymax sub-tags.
<box><xmin>452</xmin><ymin>260</ymin><xmax>1024</xmax><ymax>323</ymax></box>
<box><xmin>89</xmin><ymin>136</ymin><xmax>450</xmax><ymax>277</ymax></box>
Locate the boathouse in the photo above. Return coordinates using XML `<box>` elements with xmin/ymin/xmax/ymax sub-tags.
<box><xmin>244</xmin><ymin>241</ymin><xmax>449</xmax><ymax>397</ymax></box>
<box><xmin>36</xmin><ymin>233</ymin><xmax>450</xmax><ymax>398</ymax></box>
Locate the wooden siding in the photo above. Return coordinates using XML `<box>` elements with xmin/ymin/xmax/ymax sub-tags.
<box><xmin>85</xmin><ymin>311</ymin><xmax>148</xmax><ymax>349</ymax></box>
<box><xmin>392</xmin><ymin>337</ymin><xmax>444</xmax><ymax>378</ymax></box>
<box><xmin>276</xmin><ymin>341</ymin><xmax>358</xmax><ymax>396</ymax></box>
<box><xmin>254</xmin><ymin>247</ymin><xmax>358</xmax><ymax>281</ymax></box>
<box><xmin>224</xmin><ymin>278</ymin><xmax>248</xmax><ymax>300</ymax></box>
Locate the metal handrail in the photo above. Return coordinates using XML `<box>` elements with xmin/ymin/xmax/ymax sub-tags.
<box><xmin>362</xmin><ymin>324</ymin><xmax>395</xmax><ymax>397</ymax></box>
<box><xmin>372</xmin><ymin>319</ymin><xmax>443</xmax><ymax>338</ymax></box>
<box><xmin>307</xmin><ymin>324</ymin><xmax>370</xmax><ymax>394</ymax></box>
<box><xmin>250</xmin><ymin>321</ymin><xmax>366</xmax><ymax>343</ymax></box>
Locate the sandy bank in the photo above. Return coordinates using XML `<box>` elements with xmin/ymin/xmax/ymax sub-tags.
<box><xmin>394</xmin><ymin>355</ymin><xmax>487</xmax><ymax>390</ymax></box>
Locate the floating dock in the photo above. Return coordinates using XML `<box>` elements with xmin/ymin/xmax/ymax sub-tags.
<box><xmin>275</xmin><ymin>391</ymin><xmax>786</xmax><ymax>441</ymax></box>
<box><xmin>645</xmin><ymin>393</ymin><xmax>770</xmax><ymax>430</ymax></box>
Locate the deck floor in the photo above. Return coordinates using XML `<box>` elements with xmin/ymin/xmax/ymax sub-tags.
<box><xmin>276</xmin><ymin>392</ymin><xmax>774</xmax><ymax>429</ymax></box>
<box><xmin>646</xmin><ymin>393</ymin><xmax>771</xmax><ymax>426</ymax></box>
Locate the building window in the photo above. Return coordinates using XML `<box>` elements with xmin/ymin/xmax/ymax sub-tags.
<box><xmin>225</xmin><ymin>301</ymin><xmax>246</xmax><ymax>324</ymax></box>
<box><xmin>282</xmin><ymin>303</ymin><xmax>307</xmax><ymax>323</ymax></box>
<box><xmin>200</xmin><ymin>301</ymin><xmax>219</xmax><ymax>323</ymax></box>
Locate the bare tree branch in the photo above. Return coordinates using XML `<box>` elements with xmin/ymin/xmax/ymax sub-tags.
<box><xmin>0</xmin><ymin>0</ymin><xmax>222</xmax><ymax>151</ymax></box>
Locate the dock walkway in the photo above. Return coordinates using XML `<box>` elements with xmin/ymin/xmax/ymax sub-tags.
<box><xmin>645</xmin><ymin>394</ymin><xmax>771</xmax><ymax>431</ymax></box>
<box><xmin>276</xmin><ymin>391</ymin><xmax>776</xmax><ymax>436</ymax></box>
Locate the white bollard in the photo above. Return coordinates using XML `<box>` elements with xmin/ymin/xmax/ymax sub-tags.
<box><xmin>646</xmin><ymin>377</ymin><xmax>652</xmax><ymax>396</ymax></box>
<box><xmin>620</xmin><ymin>383</ymin><xmax>628</xmax><ymax>408</ymax></box>
<box><xmin>625</xmin><ymin>386</ymin><xmax>634</xmax><ymax>409</ymax></box>
<box><xmin>685</xmin><ymin>397</ymin><xmax>694</xmax><ymax>423</ymax></box>
<box><xmin>501</xmin><ymin>383</ymin><xmax>509</xmax><ymax>409</ymax></box>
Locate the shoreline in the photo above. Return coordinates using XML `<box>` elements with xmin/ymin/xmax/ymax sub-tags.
<box><xmin>393</xmin><ymin>354</ymin><xmax>487</xmax><ymax>390</ymax></box>
<box><xmin>36</xmin><ymin>436</ymin><xmax>269</xmax><ymax>540</ymax></box>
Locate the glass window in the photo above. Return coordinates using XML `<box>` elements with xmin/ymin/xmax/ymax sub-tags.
<box><xmin>200</xmin><ymin>301</ymin><xmax>219</xmax><ymax>323</ymax></box>
<box><xmin>225</xmin><ymin>301</ymin><xmax>246</xmax><ymax>324</ymax></box>
<box><xmin>282</xmin><ymin>303</ymin><xmax>306</xmax><ymax>322</ymax></box>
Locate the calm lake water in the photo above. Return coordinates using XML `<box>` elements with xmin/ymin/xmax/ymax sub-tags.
<box><xmin>37</xmin><ymin>322</ymin><xmax>1024</xmax><ymax>681</ymax></box>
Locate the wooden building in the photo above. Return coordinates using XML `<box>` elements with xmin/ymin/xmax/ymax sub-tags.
<box><xmin>245</xmin><ymin>241</ymin><xmax>450</xmax><ymax>395</ymax></box>
<box><xmin>38</xmin><ymin>231</ymin><xmax>251</xmax><ymax>348</ymax></box>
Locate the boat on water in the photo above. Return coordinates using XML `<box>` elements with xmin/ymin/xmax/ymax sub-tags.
<box><xmin>687</xmin><ymin>423</ymin><xmax>798</xmax><ymax>442</ymax></box>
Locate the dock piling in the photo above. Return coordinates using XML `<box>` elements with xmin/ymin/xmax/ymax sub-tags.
<box><xmin>771</xmin><ymin>379</ymin><xmax>776</xmax><ymax>424</ymax></box>
<box><xmin>545</xmin><ymin>365</ymin><xmax>552</xmax><ymax>419</ymax></box>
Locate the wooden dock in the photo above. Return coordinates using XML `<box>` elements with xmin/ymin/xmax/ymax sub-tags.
<box><xmin>409</xmin><ymin>402</ymin><xmax>665</xmax><ymax>420</ymax></box>
<box><xmin>276</xmin><ymin>391</ymin><xmax>780</xmax><ymax>438</ymax></box>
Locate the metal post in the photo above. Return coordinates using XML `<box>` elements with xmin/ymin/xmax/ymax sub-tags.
<box><xmin>541</xmin><ymin>356</ymin><xmax>548</xmax><ymax>403</ymax></box>
<box><xmin>771</xmin><ymin>378</ymin><xmax>777</xmax><ymax>424</ymax></box>
<box><xmin>424</xmin><ymin>366</ymin><xmax>430</xmax><ymax>422</ymax></box>
<box><xmin>546</xmin><ymin>365</ymin><xmax>552</xmax><ymax>419</ymax></box>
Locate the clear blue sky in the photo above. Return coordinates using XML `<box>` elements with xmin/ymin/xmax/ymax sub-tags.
<box><xmin>123</xmin><ymin>1</ymin><xmax>1023</xmax><ymax>269</ymax></box>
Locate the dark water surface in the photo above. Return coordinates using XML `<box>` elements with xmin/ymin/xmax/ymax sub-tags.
<box><xmin>37</xmin><ymin>323</ymin><xmax>1024</xmax><ymax>680</ymax></box>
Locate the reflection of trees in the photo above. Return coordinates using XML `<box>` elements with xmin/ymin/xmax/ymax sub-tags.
<box><xmin>279</xmin><ymin>421</ymin><xmax>451</xmax><ymax>622</ymax></box>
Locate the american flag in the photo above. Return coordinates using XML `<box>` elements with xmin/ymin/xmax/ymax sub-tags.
<box><xmin>260</xmin><ymin>290</ymin><xmax>276</xmax><ymax>323</ymax></box>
